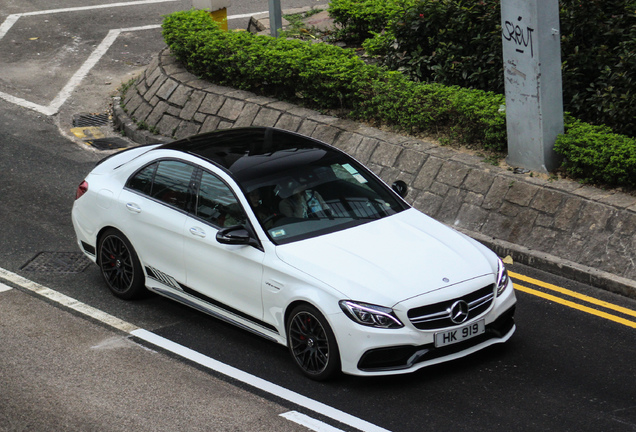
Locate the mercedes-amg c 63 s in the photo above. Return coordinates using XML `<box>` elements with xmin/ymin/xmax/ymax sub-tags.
<box><xmin>72</xmin><ymin>127</ymin><xmax>516</xmax><ymax>380</ymax></box>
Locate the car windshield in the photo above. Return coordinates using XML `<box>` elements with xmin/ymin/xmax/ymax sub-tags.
<box><xmin>239</xmin><ymin>151</ymin><xmax>407</xmax><ymax>244</ymax></box>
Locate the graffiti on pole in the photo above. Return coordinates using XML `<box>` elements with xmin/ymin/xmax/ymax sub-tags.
<box><xmin>502</xmin><ymin>16</ymin><xmax>534</xmax><ymax>57</ymax></box>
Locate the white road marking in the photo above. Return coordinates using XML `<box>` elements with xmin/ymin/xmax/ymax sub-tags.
<box><xmin>0</xmin><ymin>282</ymin><xmax>13</xmax><ymax>292</ymax></box>
<box><xmin>0</xmin><ymin>0</ymin><xmax>181</xmax><ymax>41</ymax></box>
<box><xmin>0</xmin><ymin>266</ymin><xmax>391</xmax><ymax>432</ymax></box>
<box><xmin>0</xmin><ymin>15</ymin><xmax>21</xmax><ymax>42</ymax></box>
<box><xmin>47</xmin><ymin>25</ymin><xmax>157</xmax><ymax>116</ymax></box>
<box><xmin>133</xmin><ymin>329</ymin><xmax>391</xmax><ymax>432</ymax></box>
<box><xmin>0</xmin><ymin>2</ymin><xmax>268</xmax><ymax>115</ymax></box>
<box><xmin>280</xmin><ymin>411</ymin><xmax>346</xmax><ymax>432</ymax></box>
<box><xmin>0</xmin><ymin>267</ymin><xmax>138</xmax><ymax>332</ymax></box>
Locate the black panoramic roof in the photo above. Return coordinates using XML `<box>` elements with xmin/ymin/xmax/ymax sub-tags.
<box><xmin>160</xmin><ymin>127</ymin><xmax>346</xmax><ymax>185</ymax></box>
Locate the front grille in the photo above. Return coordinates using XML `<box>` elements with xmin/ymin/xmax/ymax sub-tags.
<box><xmin>407</xmin><ymin>285</ymin><xmax>495</xmax><ymax>330</ymax></box>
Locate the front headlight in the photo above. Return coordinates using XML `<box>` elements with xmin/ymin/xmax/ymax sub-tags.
<box><xmin>339</xmin><ymin>300</ymin><xmax>404</xmax><ymax>329</ymax></box>
<box><xmin>496</xmin><ymin>258</ymin><xmax>510</xmax><ymax>296</ymax></box>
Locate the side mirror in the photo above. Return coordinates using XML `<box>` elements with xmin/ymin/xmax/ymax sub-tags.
<box><xmin>392</xmin><ymin>180</ymin><xmax>408</xmax><ymax>198</ymax></box>
<box><xmin>216</xmin><ymin>226</ymin><xmax>260</xmax><ymax>248</ymax></box>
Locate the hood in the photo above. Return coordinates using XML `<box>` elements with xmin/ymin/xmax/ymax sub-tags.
<box><xmin>275</xmin><ymin>209</ymin><xmax>496</xmax><ymax>306</ymax></box>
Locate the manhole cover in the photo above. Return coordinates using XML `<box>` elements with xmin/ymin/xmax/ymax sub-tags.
<box><xmin>21</xmin><ymin>252</ymin><xmax>91</xmax><ymax>273</ymax></box>
<box><xmin>87</xmin><ymin>137</ymin><xmax>130</xmax><ymax>150</ymax></box>
<box><xmin>72</xmin><ymin>112</ymin><xmax>110</xmax><ymax>127</ymax></box>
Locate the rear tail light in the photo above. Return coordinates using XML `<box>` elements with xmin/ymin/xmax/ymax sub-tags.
<box><xmin>75</xmin><ymin>181</ymin><xmax>88</xmax><ymax>200</ymax></box>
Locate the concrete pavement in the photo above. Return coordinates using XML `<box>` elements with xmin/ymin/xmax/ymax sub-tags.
<box><xmin>0</xmin><ymin>284</ymin><xmax>309</xmax><ymax>431</ymax></box>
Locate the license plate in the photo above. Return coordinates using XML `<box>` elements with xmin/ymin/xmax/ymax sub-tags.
<box><xmin>434</xmin><ymin>320</ymin><xmax>485</xmax><ymax>347</ymax></box>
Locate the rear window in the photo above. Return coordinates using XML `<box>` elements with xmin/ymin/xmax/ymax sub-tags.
<box><xmin>126</xmin><ymin>160</ymin><xmax>195</xmax><ymax>211</ymax></box>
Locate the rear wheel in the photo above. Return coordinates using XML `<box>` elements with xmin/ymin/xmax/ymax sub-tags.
<box><xmin>287</xmin><ymin>304</ymin><xmax>340</xmax><ymax>381</ymax></box>
<box><xmin>98</xmin><ymin>229</ymin><xmax>145</xmax><ymax>300</ymax></box>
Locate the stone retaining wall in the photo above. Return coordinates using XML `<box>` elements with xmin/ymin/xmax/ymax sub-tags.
<box><xmin>115</xmin><ymin>49</ymin><xmax>636</xmax><ymax>296</ymax></box>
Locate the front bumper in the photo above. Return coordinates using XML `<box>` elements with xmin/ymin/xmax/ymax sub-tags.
<box><xmin>332</xmin><ymin>280</ymin><xmax>517</xmax><ymax>376</ymax></box>
<box><xmin>357</xmin><ymin>305</ymin><xmax>515</xmax><ymax>372</ymax></box>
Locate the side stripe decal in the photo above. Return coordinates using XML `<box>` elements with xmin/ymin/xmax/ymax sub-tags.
<box><xmin>144</xmin><ymin>266</ymin><xmax>279</xmax><ymax>334</ymax></box>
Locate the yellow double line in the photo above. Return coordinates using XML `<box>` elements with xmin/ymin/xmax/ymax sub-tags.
<box><xmin>510</xmin><ymin>271</ymin><xmax>636</xmax><ymax>329</ymax></box>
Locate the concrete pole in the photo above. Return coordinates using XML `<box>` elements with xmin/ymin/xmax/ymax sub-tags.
<box><xmin>192</xmin><ymin>0</ymin><xmax>231</xmax><ymax>31</ymax></box>
<box><xmin>501</xmin><ymin>0</ymin><xmax>564</xmax><ymax>173</ymax></box>
<box><xmin>268</xmin><ymin>0</ymin><xmax>283</xmax><ymax>37</ymax></box>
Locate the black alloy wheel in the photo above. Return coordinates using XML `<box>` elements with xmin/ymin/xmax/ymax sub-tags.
<box><xmin>287</xmin><ymin>304</ymin><xmax>340</xmax><ymax>381</ymax></box>
<box><xmin>98</xmin><ymin>229</ymin><xmax>145</xmax><ymax>300</ymax></box>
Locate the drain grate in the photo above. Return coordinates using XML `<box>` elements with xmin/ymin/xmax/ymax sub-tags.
<box><xmin>72</xmin><ymin>112</ymin><xmax>110</xmax><ymax>127</ymax></box>
<box><xmin>87</xmin><ymin>137</ymin><xmax>129</xmax><ymax>150</ymax></box>
<box><xmin>21</xmin><ymin>252</ymin><xmax>91</xmax><ymax>273</ymax></box>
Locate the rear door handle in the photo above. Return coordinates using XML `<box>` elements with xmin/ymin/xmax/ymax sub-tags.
<box><xmin>189</xmin><ymin>227</ymin><xmax>206</xmax><ymax>238</ymax></box>
<box><xmin>126</xmin><ymin>203</ymin><xmax>141</xmax><ymax>213</ymax></box>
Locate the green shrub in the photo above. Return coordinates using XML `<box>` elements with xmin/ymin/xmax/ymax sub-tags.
<box><xmin>163</xmin><ymin>10</ymin><xmax>507</xmax><ymax>149</ymax></box>
<box><xmin>328</xmin><ymin>0</ymin><xmax>418</xmax><ymax>41</ymax></box>
<box><xmin>375</xmin><ymin>0</ymin><xmax>636</xmax><ymax>138</ymax></box>
<box><xmin>380</xmin><ymin>0</ymin><xmax>503</xmax><ymax>93</ymax></box>
<box><xmin>559</xmin><ymin>0</ymin><xmax>636</xmax><ymax>138</ymax></box>
<box><xmin>554</xmin><ymin>118</ymin><xmax>636</xmax><ymax>188</ymax></box>
<box><xmin>352</xmin><ymin>71</ymin><xmax>506</xmax><ymax>150</ymax></box>
<box><xmin>163</xmin><ymin>10</ymin><xmax>368</xmax><ymax>108</ymax></box>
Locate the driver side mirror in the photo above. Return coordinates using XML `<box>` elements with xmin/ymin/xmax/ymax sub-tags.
<box><xmin>392</xmin><ymin>180</ymin><xmax>408</xmax><ymax>198</ymax></box>
<box><xmin>216</xmin><ymin>225</ymin><xmax>261</xmax><ymax>249</ymax></box>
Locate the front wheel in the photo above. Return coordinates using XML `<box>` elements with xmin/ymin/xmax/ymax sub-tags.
<box><xmin>287</xmin><ymin>304</ymin><xmax>340</xmax><ymax>381</ymax></box>
<box><xmin>97</xmin><ymin>229</ymin><xmax>146</xmax><ymax>300</ymax></box>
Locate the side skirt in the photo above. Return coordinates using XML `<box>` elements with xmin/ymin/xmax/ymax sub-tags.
<box><xmin>148</xmin><ymin>285</ymin><xmax>283</xmax><ymax>345</ymax></box>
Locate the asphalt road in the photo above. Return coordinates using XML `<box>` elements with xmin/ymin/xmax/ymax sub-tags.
<box><xmin>1</xmin><ymin>1</ymin><xmax>636</xmax><ymax>432</ymax></box>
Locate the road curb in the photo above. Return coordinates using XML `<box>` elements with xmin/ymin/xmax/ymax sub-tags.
<box><xmin>460</xmin><ymin>229</ymin><xmax>636</xmax><ymax>299</ymax></box>
<box><xmin>113</xmin><ymin>96</ymin><xmax>174</xmax><ymax>146</ymax></box>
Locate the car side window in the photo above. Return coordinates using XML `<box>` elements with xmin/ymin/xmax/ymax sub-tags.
<box><xmin>127</xmin><ymin>160</ymin><xmax>195</xmax><ymax>211</ymax></box>
<box><xmin>151</xmin><ymin>161</ymin><xmax>195</xmax><ymax>210</ymax></box>
<box><xmin>196</xmin><ymin>171</ymin><xmax>246</xmax><ymax>228</ymax></box>
<box><xmin>127</xmin><ymin>163</ymin><xmax>156</xmax><ymax>195</ymax></box>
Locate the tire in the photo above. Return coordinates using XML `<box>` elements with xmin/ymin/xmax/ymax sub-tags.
<box><xmin>286</xmin><ymin>304</ymin><xmax>340</xmax><ymax>381</ymax></box>
<box><xmin>97</xmin><ymin>229</ymin><xmax>146</xmax><ymax>300</ymax></box>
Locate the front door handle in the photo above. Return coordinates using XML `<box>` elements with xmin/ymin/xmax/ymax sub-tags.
<box><xmin>189</xmin><ymin>227</ymin><xmax>206</xmax><ymax>238</ymax></box>
<box><xmin>126</xmin><ymin>203</ymin><xmax>141</xmax><ymax>213</ymax></box>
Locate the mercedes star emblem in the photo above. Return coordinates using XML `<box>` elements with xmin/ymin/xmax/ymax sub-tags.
<box><xmin>449</xmin><ymin>300</ymin><xmax>470</xmax><ymax>324</ymax></box>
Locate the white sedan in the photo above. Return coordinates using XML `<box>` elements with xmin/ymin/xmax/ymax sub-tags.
<box><xmin>72</xmin><ymin>127</ymin><xmax>516</xmax><ymax>380</ymax></box>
